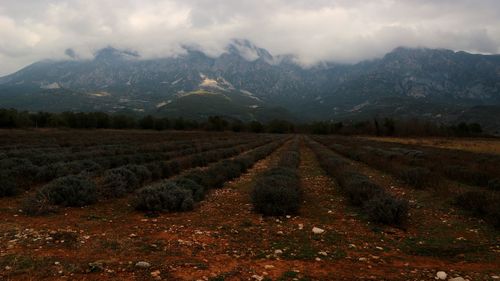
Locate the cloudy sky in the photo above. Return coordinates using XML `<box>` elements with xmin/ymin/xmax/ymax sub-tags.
<box><xmin>1</xmin><ymin>0</ymin><xmax>499</xmax><ymax>75</ymax></box>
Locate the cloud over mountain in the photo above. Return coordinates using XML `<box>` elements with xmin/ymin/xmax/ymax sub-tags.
<box><xmin>1</xmin><ymin>0</ymin><xmax>500</xmax><ymax>75</ymax></box>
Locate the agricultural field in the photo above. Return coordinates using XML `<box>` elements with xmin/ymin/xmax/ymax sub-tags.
<box><xmin>0</xmin><ymin>130</ymin><xmax>499</xmax><ymax>281</ymax></box>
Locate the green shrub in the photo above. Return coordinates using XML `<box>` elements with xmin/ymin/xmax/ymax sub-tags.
<box><xmin>233</xmin><ymin>156</ymin><xmax>253</xmax><ymax>171</ymax></box>
<box><xmin>134</xmin><ymin>181</ymin><xmax>194</xmax><ymax>212</ymax></box>
<box><xmin>161</xmin><ymin>160</ymin><xmax>180</xmax><ymax>178</ymax></box>
<box><xmin>175</xmin><ymin>177</ymin><xmax>205</xmax><ymax>201</ymax></box>
<box><xmin>365</xmin><ymin>194</ymin><xmax>408</xmax><ymax>225</ymax></box>
<box><xmin>455</xmin><ymin>190</ymin><xmax>500</xmax><ymax>228</ymax></box>
<box><xmin>342</xmin><ymin>176</ymin><xmax>384</xmax><ymax>206</ymax></box>
<box><xmin>455</xmin><ymin>191</ymin><xmax>490</xmax><ymax>215</ymax></box>
<box><xmin>444</xmin><ymin>165</ymin><xmax>490</xmax><ymax>187</ymax></box>
<box><xmin>145</xmin><ymin>162</ymin><xmax>163</xmax><ymax>180</ymax></box>
<box><xmin>398</xmin><ymin>167</ymin><xmax>434</xmax><ymax>189</ymax></box>
<box><xmin>488</xmin><ymin>178</ymin><xmax>500</xmax><ymax>191</ymax></box>
<box><xmin>100</xmin><ymin>167</ymin><xmax>139</xmax><ymax>198</ymax></box>
<box><xmin>124</xmin><ymin>165</ymin><xmax>152</xmax><ymax>183</ymax></box>
<box><xmin>278</xmin><ymin>151</ymin><xmax>300</xmax><ymax>169</ymax></box>
<box><xmin>22</xmin><ymin>195</ymin><xmax>54</xmax><ymax>216</ymax></box>
<box><xmin>35</xmin><ymin>163</ymin><xmax>70</xmax><ymax>182</ymax></box>
<box><xmin>251</xmin><ymin>167</ymin><xmax>301</xmax><ymax>216</ymax></box>
<box><xmin>0</xmin><ymin>173</ymin><xmax>19</xmax><ymax>197</ymax></box>
<box><xmin>35</xmin><ymin>175</ymin><xmax>97</xmax><ymax>207</ymax></box>
<box><xmin>3</xmin><ymin>158</ymin><xmax>39</xmax><ymax>182</ymax></box>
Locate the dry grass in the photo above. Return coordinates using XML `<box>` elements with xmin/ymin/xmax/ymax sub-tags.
<box><xmin>360</xmin><ymin>136</ymin><xmax>500</xmax><ymax>155</ymax></box>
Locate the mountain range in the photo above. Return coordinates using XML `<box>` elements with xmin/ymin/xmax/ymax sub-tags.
<box><xmin>1</xmin><ymin>39</ymin><xmax>499</xmax><ymax>132</ymax></box>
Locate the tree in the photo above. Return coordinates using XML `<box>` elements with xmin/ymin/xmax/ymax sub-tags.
<box><xmin>383</xmin><ymin>118</ymin><xmax>395</xmax><ymax>136</ymax></box>
<box><xmin>249</xmin><ymin>121</ymin><xmax>264</xmax><ymax>133</ymax></box>
<box><xmin>139</xmin><ymin>115</ymin><xmax>155</xmax><ymax>130</ymax></box>
<box><xmin>207</xmin><ymin>116</ymin><xmax>228</xmax><ymax>131</ymax></box>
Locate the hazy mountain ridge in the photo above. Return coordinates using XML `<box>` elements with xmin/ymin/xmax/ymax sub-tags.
<box><xmin>0</xmin><ymin>40</ymin><xmax>499</xmax><ymax>130</ymax></box>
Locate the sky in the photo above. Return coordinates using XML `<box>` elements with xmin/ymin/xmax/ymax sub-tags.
<box><xmin>1</xmin><ymin>0</ymin><xmax>500</xmax><ymax>76</ymax></box>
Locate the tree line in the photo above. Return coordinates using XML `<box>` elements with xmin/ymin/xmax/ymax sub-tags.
<box><xmin>0</xmin><ymin>108</ymin><xmax>488</xmax><ymax>137</ymax></box>
<box><xmin>0</xmin><ymin>109</ymin><xmax>295</xmax><ymax>134</ymax></box>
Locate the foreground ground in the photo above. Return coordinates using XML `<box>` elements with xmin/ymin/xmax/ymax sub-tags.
<box><xmin>0</xmin><ymin>131</ymin><xmax>499</xmax><ymax>280</ymax></box>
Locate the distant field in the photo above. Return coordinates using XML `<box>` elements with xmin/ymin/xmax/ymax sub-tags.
<box><xmin>0</xmin><ymin>130</ymin><xmax>498</xmax><ymax>280</ymax></box>
<box><xmin>361</xmin><ymin>136</ymin><xmax>500</xmax><ymax>155</ymax></box>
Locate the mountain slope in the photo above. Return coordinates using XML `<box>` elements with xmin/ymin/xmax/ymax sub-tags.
<box><xmin>0</xmin><ymin>41</ymin><xmax>499</xmax><ymax>129</ymax></box>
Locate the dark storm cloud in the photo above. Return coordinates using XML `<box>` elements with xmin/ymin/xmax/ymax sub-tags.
<box><xmin>1</xmin><ymin>0</ymin><xmax>499</xmax><ymax>75</ymax></box>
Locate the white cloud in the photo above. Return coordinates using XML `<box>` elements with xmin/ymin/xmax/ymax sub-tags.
<box><xmin>0</xmin><ymin>0</ymin><xmax>499</xmax><ymax>75</ymax></box>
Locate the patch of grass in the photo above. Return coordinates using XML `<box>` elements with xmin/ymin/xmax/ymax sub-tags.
<box><xmin>0</xmin><ymin>254</ymin><xmax>56</xmax><ymax>276</ymax></box>
<box><xmin>100</xmin><ymin>240</ymin><xmax>121</xmax><ymax>251</ymax></box>
<box><xmin>402</xmin><ymin>236</ymin><xmax>487</xmax><ymax>260</ymax></box>
<box><xmin>240</xmin><ymin>218</ymin><xmax>253</xmax><ymax>228</ymax></box>
<box><xmin>51</xmin><ymin>230</ymin><xmax>78</xmax><ymax>248</ymax></box>
<box><xmin>271</xmin><ymin>232</ymin><xmax>317</xmax><ymax>260</ymax></box>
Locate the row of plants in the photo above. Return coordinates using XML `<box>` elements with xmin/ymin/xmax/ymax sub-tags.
<box><xmin>1</xmin><ymin>137</ymin><xmax>271</xmax><ymax>198</ymax></box>
<box><xmin>98</xmin><ymin>138</ymin><xmax>276</xmax><ymax>199</ymax></box>
<box><xmin>21</xmin><ymin>138</ymin><xmax>284</xmax><ymax>215</ymax></box>
<box><xmin>308</xmin><ymin>138</ymin><xmax>408</xmax><ymax>226</ymax></box>
<box><xmin>314</xmin><ymin>137</ymin><xmax>500</xmax><ymax>228</ymax></box>
<box><xmin>317</xmin><ymin>136</ymin><xmax>500</xmax><ymax>191</ymax></box>
<box><xmin>315</xmin><ymin>139</ymin><xmax>439</xmax><ymax>190</ymax></box>
<box><xmin>1</xmin><ymin>135</ymin><xmax>254</xmax><ymax>166</ymax></box>
<box><xmin>32</xmin><ymin>137</ymin><xmax>262</xmax><ymax>183</ymax></box>
<box><xmin>131</xmin><ymin>140</ymin><xmax>286</xmax><ymax>213</ymax></box>
<box><xmin>251</xmin><ymin>138</ymin><xmax>302</xmax><ymax>216</ymax></box>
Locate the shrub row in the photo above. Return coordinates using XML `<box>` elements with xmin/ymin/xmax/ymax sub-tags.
<box><xmin>20</xmin><ymin>138</ymin><xmax>281</xmax><ymax>215</ymax></box>
<box><xmin>308</xmin><ymin>139</ymin><xmax>408</xmax><ymax>226</ymax></box>
<box><xmin>31</xmin><ymin>137</ymin><xmax>265</xmax><ymax>183</ymax></box>
<box><xmin>23</xmin><ymin>175</ymin><xmax>97</xmax><ymax>215</ymax></box>
<box><xmin>99</xmin><ymin>138</ymin><xmax>274</xmax><ymax>198</ymax></box>
<box><xmin>132</xmin><ymin>140</ymin><xmax>283</xmax><ymax>213</ymax></box>
<box><xmin>455</xmin><ymin>191</ymin><xmax>500</xmax><ymax>228</ymax></box>
<box><xmin>316</xmin><ymin>136</ymin><xmax>500</xmax><ymax>191</ymax></box>
<box><xmin>315</xmin><ymin>137</ymin><xmax>437</xmax><ymax>190</ymax></box>
<box><xmin>4</xmin><ymin>135</ymin><xmax>259</xmax><ymax>166</ymax></box>
<box><xmin>251</xmin><ymin>139</ymin><xmax>302</xmax><ymax>216</ymax></box>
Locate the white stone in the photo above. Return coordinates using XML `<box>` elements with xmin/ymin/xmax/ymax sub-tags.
<box><xmin>274</xmin><ymin>249</ymin><xmax>283</xmax><ymax>255</ymax></box>
<box><xmin>448</xmin><ymin>277</ymin><xmax>465</xmax><ymax>281</ymax></box>
<box><xmin>252</xmin><ymin>275</ymin><xmax>264</xmax><ymax>281</ymax></box>
<box><xmin>312</xmin><ymin>227</ymin><xmax>325</xmax><ymax>234</ymax></box>
<box><xmin>436</xmin><ymin>271</ymin><xmax>447</xmax><ymax>280</ymax></box>
<box><xmin>135</xmin><ymin>261</ymin><xmax>151</xmax><ymax>268</ymax></box>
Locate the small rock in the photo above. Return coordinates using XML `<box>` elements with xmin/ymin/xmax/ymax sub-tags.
<box><xmin>436</xmin><ymin>271</ymin><xmax>447</xmax><ymax>280</ymax></box>
<box><xmin>151</xmin><ymin>270</ymin><xmax>161</xmax><ymax>280</ymax></box>
<box><xmin>5</xmin><ymin>266</ymin><xmax>12</xmax><ymax>270</ymax></box>
<box><xmin>315</xmin><ymin>257</ymin><xmax>321</xmax><ymax>261</ymax></box>
<box><xmin>448</xmin><ymin>277</ymin><xmax>465</xmax><ymax>281</ymax></box>
<box><xmin>312</xmin><ymin>227</ymin><xmax>325</xmax><ymax>234</ymax></box>
<box><xmin>298</xmin><ymin>224</ymin><xmax>304</xmax><ymax>230</ymax></box>
<box><xmin>348</xmin><ymin>244</ymin><xmax>356</xmax><ymax>249</ymax></box>
<box><xmin>264</xmin><ymin>265</ymin><xmax>274</xmax><ymax>269</ymax></box>
<box><xmin>252</xmin><ymin>275</ymin><xmax>264</xmax><ymax>281</ymax></box>
<box><xmin>135</xmin><ymin>261</ymin><xmax>151</xmax><ymax>269</ymax></box>
<box><xmin>492</xmin><ymin>276</ymin><xmax>500</xmax><ymax>280</ymax></box>
<box><xmin>274</xmin><ymin>249</ymin><xmax>283</xmax><ymax>255</ymax></box>
<box><xmin>358</xmin><ymin>257</ymin><xmax>367</xmax><ymax>262</ymax></box>
<box><xmin>318</xmin><ymin>251</ymin><xmax>328</xmax><ymax>256</ymax></box>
